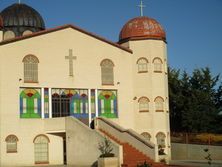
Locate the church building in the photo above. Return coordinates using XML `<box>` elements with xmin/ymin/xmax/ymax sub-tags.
<box><xmin>0</xmin><ymin>2</ymin><xmax>171</xmax><ymax>167</ymax></box>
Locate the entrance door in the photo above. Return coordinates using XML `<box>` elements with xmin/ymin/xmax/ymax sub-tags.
<box><xmin>52</xmin><ymin>94</ymin><xmax>70</xmax><ymax>117</ymax></box>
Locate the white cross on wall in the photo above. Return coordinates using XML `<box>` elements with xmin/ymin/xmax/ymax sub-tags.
<box><xmin>65</xmin><ymin>49</ymin><xmax>77</xmax><ymax>76</ymax></box>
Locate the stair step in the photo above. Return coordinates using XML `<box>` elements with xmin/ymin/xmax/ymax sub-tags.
<box><xmin>99</xmin><ymin>129</ymin><xmax>166</xmax><ymax>167</ymax></box>
<box><xmin>124</xmin><ymin>156</ymin><xmax>149</xmax><ymax>159</ymax></box>
<box><xmin>124</xmin><ymin>158</ymin><xmax>149</xmax><ymax>161</ymax></box>
<box><xmin>153</xmin><ymin>164</ymin><xmax>167</xmax><ymax>167</ymax></box>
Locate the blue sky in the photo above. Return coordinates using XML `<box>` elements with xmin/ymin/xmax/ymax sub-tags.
<box><xmin>1</xmin><ymin>0</ymin><xmax>222</xmax><ymax>78</ymax></box>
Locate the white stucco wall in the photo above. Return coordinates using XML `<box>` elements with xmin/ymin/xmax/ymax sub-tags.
<box><xmin>171</xmin><ymin>143</ymin><xmax>222</xmax><ymax>161</ymax></box>
<box><xmin>0</xmin><ymin>26</ymin><xmax>170</xmax><ymax>165</ymax></box>
<box><xmin>66</xmin><ymin>117</ymin><xmax>121</xmax><ymax>166</ymax></box>
<box><xmin>0</xmin><ymin>27</ymin><xmax>131</xmax><ymax>166</ymax></box>
<box><xmin>125</xmin><ymin>40</ymin><xmax>171</xmax><ymax>160</ymax></box>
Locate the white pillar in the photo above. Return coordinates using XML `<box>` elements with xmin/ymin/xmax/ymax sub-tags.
<box><xmin>49</xmin><ymin>88</ymin><xmax>52</xmax><ymax>118</ymax></box>
<box><xmin>95</xmin><ymin>89</ymin><xmax>99</xmax><ymax>117</ymax></box>
<box><xmin>88</xmin><ymin>89</ymin><xmax>92</xmax><ymax>126</ymax></box>
<box><xmin>41</xmin><ymin>88</ymin><xmax>45</xmax><ymax>119</ymax></box>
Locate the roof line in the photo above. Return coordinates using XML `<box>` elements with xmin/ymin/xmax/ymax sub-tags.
<box><xmin>118</xmin><ymin>36</ymin><xmax>167</xmax><ymax>44</ymax></box>
<box><xmin>0</xmin><ymin>24</ymin><xmax>133</xmax><ymax>53</ymax></box>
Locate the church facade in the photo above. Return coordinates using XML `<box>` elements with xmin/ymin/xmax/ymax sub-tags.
<box><xmin>0</xmin><ymin>3</ymin><xmax>170</xmax><ymax>166</ymax></box>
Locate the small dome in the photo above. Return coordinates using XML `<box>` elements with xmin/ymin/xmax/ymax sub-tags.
<box><xmin>0</xmin><ymin>3</ymin><xmax>45</xmax><ymax>37</ymax></box>
<box><xmin>119</xmin><ymin>16</ymin><xmax>166</xmax><ymax>43</ymax></box>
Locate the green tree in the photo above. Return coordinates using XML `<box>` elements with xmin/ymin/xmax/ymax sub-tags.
<box><xmin>168</xmin><ymin>67</ymin><xmax>183</xmax><ymax>132</ymax></box>
<box><xmin>169</xmin><ymin>67</ymin><xmax>222</xmax><ymax>133</ymax></box>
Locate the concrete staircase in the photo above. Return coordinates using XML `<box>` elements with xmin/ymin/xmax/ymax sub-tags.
<box><xmin>99</xmin><ymin>128</ymin><xmax>167</xmax><ymax>167</ymax></box>
<box><xmin>122</xmin><ymin>142</ymin><xmax>167</xmax><ymax>167</ymax></box>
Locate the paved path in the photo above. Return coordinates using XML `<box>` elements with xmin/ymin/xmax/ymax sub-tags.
<box><xmin>169</xmin><ymin>160</ymin><xmax>222</xmax><ymax>167</ymax></box>
<box><xmin>3</xmin><ymin>161</ymin><xmax>222</xmax><ymax>167</ymax></box>
<box><xmin>1</xmin><ymin>166</ymin><xmax>90</xmax><ymax>167</ymax></box>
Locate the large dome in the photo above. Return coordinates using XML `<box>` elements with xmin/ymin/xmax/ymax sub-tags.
<box><xmin>0</xmin><ymin>3</ymin><xmax>45</xmax><ymax>37</ymax></box>
<box><xmin>119</xmin><ymin>16</ymin><xmax>166</xmax><ymax>43</ymax></box>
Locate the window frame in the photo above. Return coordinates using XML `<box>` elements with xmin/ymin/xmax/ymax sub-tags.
<box><xmin>153</xmin><ymin>57</ymin><xmax>163</xmax><ymax>73</ymax></box>
<box><xmin>22</xmin><ymin>30</ymin><xmax>33</xmax><ymax>36</ymax></box>
<box><xmin>141</xmin><ymin>132</ymin><xmax>151</xmax><ymax>141</ymax></box>
<box><xmin>5</xmin><ymin>135</ymin><xmax>19</xmax><ymax>153</ymax></box>
<box><xmin>100</xmin><ymin>59</ymin><xmax>114</xmax><ymax>85</ymax></box>
<box><xmin>156</xmin><ymin>132</ymin><xmax>166</xmax><ymax>155</ymax></box>
<box><xmin>4</xmin><ymin>30</ymin><xmax>16</xmax><ymax>40</ymax></box>
<box><xmin>22</xmin><ymin>54</ymin><xmax>39</xmax><ymax>83</ymax></box>
<box><xmin>33</xmin><ymin>134</ymin><xmax>50</xmax><ymax>164</ymax></box>
<box><xmin>154</xmin><ymin>96</ymin><xmax>164</xmax><ymax>112</ymax></box>
<box><xmin>137</xmin><ymin>57</ymin><xmax>148</xmax><ymax>73</ymax></box>
<box><xmin>138</xmin><ymin>97</ymin><xmax>150</xmax><ymax>112</ymax></box>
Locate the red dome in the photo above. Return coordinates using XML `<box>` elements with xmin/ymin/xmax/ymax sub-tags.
<box><xmin>0</xmin><ymin>15</ymin><xmax>3</xmax><ymax>29</ymax></box>
<box><xmin>119</xmin><ymin>16</ymin><xmax>166</xmax><ymax>43</ymax></box>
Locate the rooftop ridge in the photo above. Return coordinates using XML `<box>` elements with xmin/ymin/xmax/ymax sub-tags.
<box><xmin>0</xmin><ymin>24</ymin><xmax>133</xmax><ymax>53</ymax></box>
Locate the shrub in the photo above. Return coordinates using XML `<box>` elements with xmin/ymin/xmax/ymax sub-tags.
<box><xmin>98</xmin><ymin>137</ymin><xmax>115</xmax><ymax>158</ymax></box>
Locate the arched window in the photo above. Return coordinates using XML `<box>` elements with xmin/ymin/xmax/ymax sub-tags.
<box><xmin>156</xmin><ymin>132</ymin><xmax>166</xmax><ymax>155</ymax></box>
<box><xmin>98</xmin><ymin>90</ymin><xmax>118</xmax><ymax>118</ymax></box>
<box><xmin>138</xmin><ymin>97</ymin><xmax>149</xmax><ymax>112</ymax></box>
<box><xmin>137</xmin><ymin>57</ymin><xmax>148</xmax><ymax>73</ymax></box>
<box><xmin>100</xmin><ymin>59</ymin><xmax>114</xmax><ymax>85</ymax></box>
<box><xmin>20</xmin><ymin>88</ymin><xmax>41</xmax><ymax>118</ymax></box>
<box><xmin>34</xmin><ymin>135</ymin><xmax>49</xmax><ymax>164</ymax></box>
<box><xmin>22</xmin><ymin>30</ymin><xmax>33</xmax><ymax>36</ymax></box>
<box><xmin>153</xmin><ymin>58</ymin><xmax>163</xmax><ymax>73</ymax></box>
<box><xmin>4</xmin><ymin>30</ymin><xmax>15</xmax><ymax>40</ymax></box>
<box><xmin>5</xmin><ymin>135</ymin><xmax>18</xmax><ymax>153</ymax></box>
<box><xmin>141</xmin><ymin>132</ymin><xmax>151</xmax><ymax>141</ymax></box>
<box><xmin>154</xmin><ymin>96</ymin><xmax>164</xmax><ymax>112</ymax></box>
<box><xmin>23</xmin><ymin>55</ymin><xmax>39</xmax><ymax>83</ymax></box>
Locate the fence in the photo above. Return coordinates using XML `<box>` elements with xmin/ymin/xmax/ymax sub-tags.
<box><xmin>171</xmin><ymin>132</ymin><xmax>222</xmax><ymax>146</ymax></box>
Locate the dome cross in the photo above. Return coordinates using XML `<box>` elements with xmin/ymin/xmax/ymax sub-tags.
<box><xmin>137</xmin><ymin>0</ymin><xmax>146</xmax><ymax>16</ymax></box>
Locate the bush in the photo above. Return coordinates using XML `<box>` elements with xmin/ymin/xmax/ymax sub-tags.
<box><xmin>98</xmin><ymin>137</ymin><xmax>115</xmax><ymax>158</ymax></box>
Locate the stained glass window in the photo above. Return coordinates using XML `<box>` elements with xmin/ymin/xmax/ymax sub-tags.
<box><xmin>98</xmin><ymin>90</ymin><xmax>118</xmax><ymax>118</ymax></box>
<box><xmin>44</xmin><ymin>88</ymin><xmax>49</xmax><ymax>118</ymax></box>
<box><xmin>20</xmin><ymin>88</ymin><xmax>41</xmax><ymax>118</ymax></box>
<box><xmin>91</xmin><ymin>89</ymin><xmax>96</xmax><ymax>116</ymax></box>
